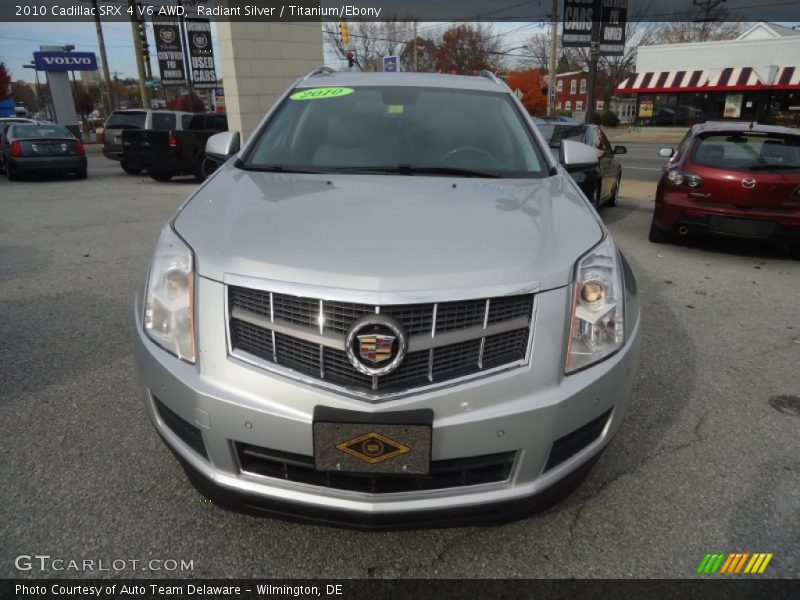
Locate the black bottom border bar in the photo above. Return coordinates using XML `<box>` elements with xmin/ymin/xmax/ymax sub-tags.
<box><xmin>2</xmin><ymin>579</ymin><xmax>799</xmax><ymax>600</ymax></box>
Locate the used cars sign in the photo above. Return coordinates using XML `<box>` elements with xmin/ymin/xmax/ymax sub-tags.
<box><xmin>33</xmin><ymin>51</ymin><xmax>98</xmax><ymax>71</ymax></box>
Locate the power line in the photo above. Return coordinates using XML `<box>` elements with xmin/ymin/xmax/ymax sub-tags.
<box><xmin>0</xmin><ymin>34</ymin><xmax>131</xmax><ymax>47</ymax></box>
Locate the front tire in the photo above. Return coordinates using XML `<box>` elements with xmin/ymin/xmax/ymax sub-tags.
<box><xmin>149</xmin><ymin>171</ymin><xmax>173</xmax><ymax>182</ymax></box>
<box><xmin>121</xmin><ymin>161</ymin><xmax>142</xmax><ymax>175</ymax></box>
<box><xmin>648</xmin><ymin>217</ymin><xmax>671</xmax><ymax>243</ymax></box>
<box><xmin>193</xmin><ymin>156</ymin><xmax>216</xmax><ymax>182</ymax></box>
<box><xmin>592</xmin><ymin>185</ymin><xmax>602</xmax><ymax>209</ymax></box>
<box><xmin>607</xmin><ymin>175</ymin><xmax>620</xmax><ymax>207</ymax></box>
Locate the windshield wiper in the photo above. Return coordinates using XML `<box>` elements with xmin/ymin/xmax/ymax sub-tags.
<box><xmin>333</xmin><ymin>165</ymin><xmax>504</xmax><ymax>178</ymax></box>
<box><xmin>748</xmin><ymin>164</ymin><xmax>800</xmax><ymax>171</ymax></box>
<box><xmin>240</xmin><ymin>164</ymin><xmax>327</xmax><ymax>174</ymax></box>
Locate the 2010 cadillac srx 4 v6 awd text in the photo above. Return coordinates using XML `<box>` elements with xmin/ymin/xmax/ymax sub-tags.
<box><xmin>133</xmin><ymin>70</ymin><xmax>642</xmax><ymax>528</ymax></box>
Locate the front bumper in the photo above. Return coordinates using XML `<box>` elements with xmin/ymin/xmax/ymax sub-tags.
<box><xmin>133</xmin><ymin>276</ymin><xmax>641</xmax><ymax>527</ymax></box>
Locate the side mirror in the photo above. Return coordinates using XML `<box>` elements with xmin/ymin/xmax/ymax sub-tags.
<box><xmin>613</xmin><ymin>145</ymin><xmax>627</xmax><ymax>155</ymax></box>
<box><xmin>658</xmin><ymin>147</ymin><xmax>675</xmax><ymax>158</ymax></box>
<box><xmin>560</xmin><ymin>140</ymin><xmax>600</xmax><ymax>171</ymax></box>
<box><xmin>206</xmin><ymin>131</ymin><xmax>240</xmax><ymax>162</ymax></box>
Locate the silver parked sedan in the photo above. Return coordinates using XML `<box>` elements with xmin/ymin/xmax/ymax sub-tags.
<box><xmin>134</xmin><ymin>70</ymin><xmax>641</xmax><ymax>528</ymax></box>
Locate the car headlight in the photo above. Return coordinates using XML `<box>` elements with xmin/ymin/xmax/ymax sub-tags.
<box><xmin>144</xmin><ymin>225</ymin><xmax>195</xmax><ymax>363</ymax></box>
<box><xmin>566</xmin><ymin>235</ymin><xmax>624</xmax><ymax>374</ymax></box>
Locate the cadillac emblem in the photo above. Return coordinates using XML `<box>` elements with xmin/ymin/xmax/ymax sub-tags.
<box><xmin>159</xmin><ymin>28</ymin><xmax>176</xmax><ymax>45</ymax></box>
<box><xmin>345</xmin><ymin>315</ymin><xmax>407</xmax><ymax>376</ymax></box>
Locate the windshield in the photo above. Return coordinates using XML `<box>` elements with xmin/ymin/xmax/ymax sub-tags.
<box><xmin>243</xmin><ymin>86</ymin><xmax>548</xmax><ymax>177</ymax></box>
<box><xmin>105</xmin><ymin>111</ymin><xmax>146</xmax><ymax>130</ymax></box>
<box><xmin>537</xmin><ymin>124</ymin><xmax>587</xmax><ymax>148</ymax></box>
<box><xmin>693</xmin><ymin>132</ymin><xmax>800</xmax><ymax>171</ymax></box>
<box><xmin>11</xmin><ymin>124</ymin><xmax>73</xmax><ymax>138</ymax></box>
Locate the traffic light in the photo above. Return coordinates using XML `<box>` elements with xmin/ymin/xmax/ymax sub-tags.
<box><xmin>136</xmin><ymin>20</ymin><xmax>149</xmax><ymax>57</ymax></box>
<box><xmin>347</xmin><ymin>51</ymin><xmax>354</xmax><ymax>68</ymax></box>
<box><xmin>137</xmin><ymin>21</ymin><xmax>147</xmax><ymax>45</ymax></box>
<box><xmin>339</xmin><ymin>21</ymin><xmax>350</xmax><ymax>45</ymax></box>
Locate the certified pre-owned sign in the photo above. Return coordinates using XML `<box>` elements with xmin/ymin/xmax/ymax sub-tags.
<box><xmin>34</xmin><ymin>51</ymin><xmax>98</xmax><ymax>72</ymax></box>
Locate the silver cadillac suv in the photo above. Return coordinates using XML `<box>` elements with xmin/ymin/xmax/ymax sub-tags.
<box><xmin>134</xmin><ymin>69</ymin><xmax>641</xmax><ymax>528</ymax></box>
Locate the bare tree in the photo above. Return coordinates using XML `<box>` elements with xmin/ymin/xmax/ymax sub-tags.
<box><xmin>657</xmin><ymin>3</ymin><xmax>743</xmax><ymax>44</ymax></box>
<box><xmin>601</xmin><ymin>21</ymin><xmax>662</xmax><ymax>88</ymax></box>
<box><xmin>657</xmin><ymin>20</ymin><xmax>742</xmax><ymax>43</ymax></box>
<box><xmin>519</xmin><ymin>32</ymin><xmax>552</xmax><ymax>71</ymax></box>
<box><xmin>323</xmin><ymin>20</ymin><xmax>414</xmax><ymax>71</ymax></box>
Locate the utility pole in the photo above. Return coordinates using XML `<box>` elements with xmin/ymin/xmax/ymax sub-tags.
<box><xmin>128</xmin><ymin>0</ymin><xmax>151</xmax><ymax>108</ymax></box>
<box><xmin>90</xmin><ymin>0</ymin><xmax>114</xmax><ymax>114</ymax></box>
<box><xmin>585</xmin><ymin>0</ymin><xmax>601</xmax><ymax>124</ymax></box>
<box><xmin>413</xmin><ymin>21</ymin><xmax>418</xmax><ymax>72</ymax></box>
<box><xmin>112</xmin><ymin>71</ymin><xmax>121</xmax><ymax>108</ymax></box>
<box><xmin>176</xmin><ymin>0</ymin><xmax>195</xmax><ymax>107</ymax></box>
<box><xmin>548</xmin><ymin>0</ymin><xmax>558</xmax><ymax>115</ymax></box>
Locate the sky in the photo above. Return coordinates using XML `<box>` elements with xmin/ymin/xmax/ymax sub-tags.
<box><xmin>3</xmin><ymin>20</ymin><xmax>799</xmax><ymax>84</ymax></box>
<box><xmin>0</xmin><ymin>21</ymin><xmax>543</xmax><ymax>83</ymax></box>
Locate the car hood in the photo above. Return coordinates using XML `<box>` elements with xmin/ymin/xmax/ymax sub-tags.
<box><xmin>174</xmin><ymin>166</ymin><xmax>603</xmax><ymax>293</ymax></box>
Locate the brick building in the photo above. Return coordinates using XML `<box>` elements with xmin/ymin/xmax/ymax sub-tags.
<box><xmin>553</xmin><ymin>70</ymin><xmax>606</xmax><ymax>116</ymax></box>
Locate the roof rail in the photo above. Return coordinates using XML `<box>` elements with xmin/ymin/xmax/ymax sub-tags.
<box><xmin>303</xmin><ymin>66</ymin><xmax>336</xmax><ymax>80</ymax></box>
<box><xmin>478</xmin><ymin>70</ymin><xmax>506</xmax><ymax>89</ymax></box>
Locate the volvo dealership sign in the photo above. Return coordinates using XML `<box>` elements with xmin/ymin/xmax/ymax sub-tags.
<box><xmin>33</xmin><ymin>51</ymin><xmax>98</xmax><ymax>71</ymax></box>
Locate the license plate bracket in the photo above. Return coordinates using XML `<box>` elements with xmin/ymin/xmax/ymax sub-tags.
<box><xmin>708</xmin><ymin>216</ymin><xmax>774</xmax><ymax>238</ymax></box>
<box><xmin>313</xmin><ymin>407</ymin><xmax>433</xmax><ymax>475</ymax></box>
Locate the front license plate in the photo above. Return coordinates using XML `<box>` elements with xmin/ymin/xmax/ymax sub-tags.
<box><xmin>313</xmin><ymin>407</ymin><xmax>433</xmax><ymax>475</ymax></box>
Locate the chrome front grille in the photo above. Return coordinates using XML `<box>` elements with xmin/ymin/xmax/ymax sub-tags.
<box><xmin>227</xmin><ymin>285</ymin><xmax>535</xmax><ymax>400</ymax></box>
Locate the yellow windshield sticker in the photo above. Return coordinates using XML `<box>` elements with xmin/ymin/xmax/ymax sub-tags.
<box><xmin>388</xmin><ymin>104</ymin><xmax>404</xmax><ymax>114</ymax></box>
<box><xmin>290</xmin><ymin>87</ymin><xmax>354</xmax><ymax>100</ymax></box>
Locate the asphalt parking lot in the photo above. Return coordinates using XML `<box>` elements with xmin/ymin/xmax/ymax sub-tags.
<box><xmin>1</xmin><ymin>146</ymin><xmax>798</xmax><ymax>579</ymax></box>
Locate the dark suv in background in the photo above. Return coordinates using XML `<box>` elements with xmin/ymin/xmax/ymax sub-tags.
<box><xmin>102</xmin><ymin>109</ymin><xmax>193</xmax><ymax>174</ymax></box>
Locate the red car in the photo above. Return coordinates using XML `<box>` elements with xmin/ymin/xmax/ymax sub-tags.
<box><xmin>649</xmin><ymin>123</ymin><xmax>800</xmax><ymax>248</ymax></box>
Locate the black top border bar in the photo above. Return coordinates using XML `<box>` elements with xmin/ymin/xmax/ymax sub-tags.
<box><xmin>2</xmin><ymin>1</ymin><xmax>800</xmax><ymax>22</ymax></box>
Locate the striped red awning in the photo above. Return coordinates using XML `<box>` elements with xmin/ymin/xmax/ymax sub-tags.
<box><xmin>616</xmin><ymin>66</ymin><xmax>800</xmax><ymax>94</ymax></box>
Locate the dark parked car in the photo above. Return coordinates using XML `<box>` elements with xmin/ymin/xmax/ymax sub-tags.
<box><xmin>0</xmin><ymin>123</ymin><xmax>87</xmax><ymax>180</ymax></box>
<box><xmin>102</xmin><ymin>109</ymin><xmax>193</xmax><ymax>174</ymax></box>
<box><xmin>537</xmin><ymin>122</ymin><xmax>626</xmax><ymax>208</ymax></box>
<box><xmin>121</xmin><ymin>112</ymin><xmax>228</xmax><ymax>182</ymax></box>
<box><xmin>650</xmin><ymin>123</ymin><xmax>800</xmax><ymax>247</ymax></box>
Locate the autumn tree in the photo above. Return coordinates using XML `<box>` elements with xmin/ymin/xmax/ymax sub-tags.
<box><xmin>167</xmin><ymin>91</ymin><xmax>204</xmax><ymax>112</ymax></box>
<box><xmin>0</xmin><ymin>62</ymin><xmax>11</xmax><ymax>100</ymax></box>
<box><xmin>506</xmin><ymin>70</ymin><xmax>547</xmax><ymax>116</ymax></box>
<box><xmin>10</xmin><ymin>81</ymin><xmax>39</xmax><ymax>112</ymax></box>
<box><xmin>436</xmin><ymin>24</ymin><xmax>501</xmax><ymax>74</ymax></box>
<box><xmin>400</xmin><ymin>36</ymin><xmax>438</xmax><ymax>72</ymax></box>
<box><xmin>73</xmin><ymin>89</ymin><xmax>95</xmax><ymax>116</ymax></box>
